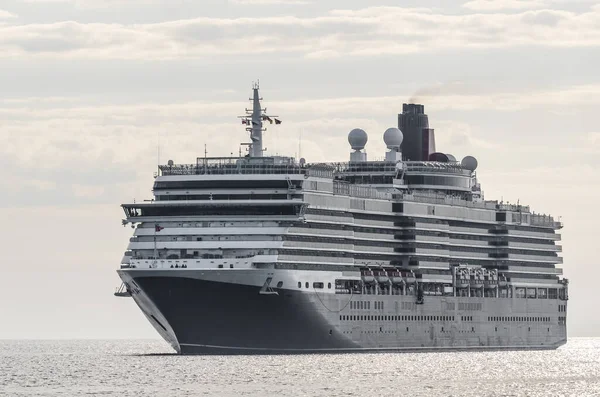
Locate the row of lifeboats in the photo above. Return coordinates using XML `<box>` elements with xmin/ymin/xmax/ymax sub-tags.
<box><xmin>454</xmin><ymin>267</ymin><xmax>507</xmax><ymax>288</ymax></box>
<box><xmin>360</xmin><ymin>269</ymin><xmax>416</xmax><ymax>284</ymax></box>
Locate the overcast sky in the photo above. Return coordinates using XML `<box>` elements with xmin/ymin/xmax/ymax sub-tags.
<box><xmin>0</xmin><ymin>0</ymin><xmax>598</xmax><ymax>340</ymax></box>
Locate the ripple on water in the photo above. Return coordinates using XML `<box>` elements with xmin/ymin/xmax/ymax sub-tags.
<box><xmin>0</xmin><ymin>338</ymin><xmax>599</xmax><ymax>396</ymax></box>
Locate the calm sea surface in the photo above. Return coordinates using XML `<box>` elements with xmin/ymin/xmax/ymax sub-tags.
<box><xmin>1</xmin><ymin>338</ymin><xmax>599</xmax><ymax>396</ymax></box>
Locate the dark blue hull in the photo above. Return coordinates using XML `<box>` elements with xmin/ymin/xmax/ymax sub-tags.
<box><xmin>131</xmin><ymin>276</ymin><xmax>355</xmax><ymax>354</ymax></box>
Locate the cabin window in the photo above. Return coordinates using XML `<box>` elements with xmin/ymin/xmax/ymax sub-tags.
<box><xmin>313</xmin><ymin>282</ymin><xmax>324</xmax><ymax>289</ymax></box>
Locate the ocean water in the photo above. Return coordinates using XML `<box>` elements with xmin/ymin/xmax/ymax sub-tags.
<box><xmin>1</xmin><ymin>338</ymin><xmax>599</xmax><ymax>396</ymax></box>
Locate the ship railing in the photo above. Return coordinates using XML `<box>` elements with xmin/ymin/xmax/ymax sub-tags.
<box><xmin>159</xmin><ymin>157</ymin><xmax>305</xmax><ymax>176</ymax></box>
<box><xmin>393</xmin><ymin>193</ymin><xmax>533</xmax><ymax>213</ymax></box>
<box><xmin>332</xmin><ymin>181</ymin><xmax>393</xmax><ymax>200</ymax></box>
<box><xmin>329</xmin><ymin>161</ymin><xmax>398</xmax><ymax>174</ymax></box>
<box><xmin>530</xmin><ymin>214</ymin><xmax>562</xmax><ymax>228</ymax></box>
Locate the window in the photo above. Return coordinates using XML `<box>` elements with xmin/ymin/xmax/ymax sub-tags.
<box><xmin>277</xmin><ymin>281</ymin><xmax>283</xmax><ymax>288</ymax></box>
<box><xmin>298</xmin><ymin>282</ymin><xmax>301</xmax><ymax>288</ymax></box>
<box><xmin>313</xmin><ymin>282</ymin><xmax>324</xmax><ymax>289</ymax></box>
<box><xmin>305</xmin><ymin>282</ymin><xmax>309</xmax><ymax>288</ymax></box>
<box><xmin>328</xmin><ymin>282</ymin><xmax>332</xmax><ymax>289</ymax></box>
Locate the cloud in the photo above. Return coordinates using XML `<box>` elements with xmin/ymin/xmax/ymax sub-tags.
<box><xmin>0</xmin><ymin>6</ymin><xmax>599</xmax><ymax>59</ymax></box>
<box><xmin>16</xmin><ymin>0</ymin><xmax>168</xmax><ymax>8</ymax></box>
<box><xmin>0</xmin><ymin>9</ymin><xmax>17</xmax><ymax>19</ymax></box>
<box><xmin>587</xmin><ymin>132</ymin><xmax>600</xmax><ymax>145</ymax></box>
<box><xmin>462</xmin><ymin>0</ymin><xmax>599</xmax><ymax>11</ymax></box>
<box><xmin>462</xmin><ymin>0</ymin><xmax>548</xmax><ymax>11</ymax></box>
<box><xmin>229</xmin><ymin>0</ymin><xmax>312</xmax><ymax>4</ymax></box>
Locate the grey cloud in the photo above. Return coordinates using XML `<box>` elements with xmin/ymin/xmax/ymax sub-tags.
<box><xmin>521</xmin><ymin>9</ymin><xmax>569</xmax><ymax>25</ymax></box>
<box><xmin>462</xmin><ymin>0</ymin><xmax>548</xmax><ymax>11</ymax></box>
<box><xmin>1</xmin><ymin>6</ymin><xmax>600</xmax><ymax>60</ymax></box>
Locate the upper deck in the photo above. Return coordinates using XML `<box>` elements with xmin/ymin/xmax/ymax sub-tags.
<box><xmin>159</xmin><ymin>156</ymin><xmax>305</xmax><ymax>176</ymax></box>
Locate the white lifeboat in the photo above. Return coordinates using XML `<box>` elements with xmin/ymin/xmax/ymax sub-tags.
<box><xmin>471</xmin><ymin>270</ymin><xmax>484</xmax><ymax>288</ymax></box>
<box><xmin>456</xmin><ymin>269</ymin><xmax>470</xmax><ymax>288</ymax></box>
<box><xmin>389</xmin><ymin>270</ymin><xmax>404</xmax><ymax>284</ymax></box>
<box><xmin>375</xmin><ymin>269</ymin><xmax>389</xmax><ymax>283</ymax></box>
<box><xmin>361</xmin><ymin>269</ymin><xmax>375</xmax><ymax>283</ymax></box>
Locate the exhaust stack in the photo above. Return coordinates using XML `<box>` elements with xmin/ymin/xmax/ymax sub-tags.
<box><xmin>398</xmin><ymin>104</ymin><xmax>436</xmax><ymax>161</ymax></box>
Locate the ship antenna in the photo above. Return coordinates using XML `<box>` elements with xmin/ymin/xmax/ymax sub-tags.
<box><xmin>157</xmin><ymin>131</ymin><xmax>161</xmax><ymax>169</ymax></box>
<box><xmin>299</xmin><ymin>128</ymin><xmax>303</xmax><ymax>160</ymax></box>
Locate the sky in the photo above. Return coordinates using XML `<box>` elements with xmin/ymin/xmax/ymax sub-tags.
<box><xmin>0</xmin><ymin>0</ymin><xmax>598</xmax><ymax>339</ymax></box>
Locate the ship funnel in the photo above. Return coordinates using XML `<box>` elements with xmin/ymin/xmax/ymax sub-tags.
<box><xmin>398</xmin><ymin>104</ymin><xmax>436</xmax><ymax>161</ymax></box>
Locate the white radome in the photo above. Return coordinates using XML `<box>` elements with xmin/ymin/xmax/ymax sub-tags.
<box><xmin>383</xmin><ymin>127</ymin><xmax>403</xmax><ymax>149</ymax></box>
<box><xmin>348</xmin><ymin>128</ymin><xmax>368</xmax><ymax>150</ymax></box>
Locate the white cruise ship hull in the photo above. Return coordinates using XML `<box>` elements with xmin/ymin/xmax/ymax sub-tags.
<box><xmin>118</xmin><ymin>269</ymin><xmax>567</xmax><ymax>355</ymax></box>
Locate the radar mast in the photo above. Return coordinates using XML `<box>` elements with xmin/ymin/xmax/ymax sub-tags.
<box><xmin>239</xmin><ymin>82</ymin><xmax>281</xmax><ymax>158</ymax></box>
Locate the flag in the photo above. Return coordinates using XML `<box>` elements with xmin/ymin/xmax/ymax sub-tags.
<box><xmin>252</xmin><ymin>121</ymin><xmax>258</xmax><ymax>125</ymax></box>
<box><xmin>155</xmin><ymin>224</ymin><xmax>164</xmax><ymax>232</ymax></box>
<box><xmin>266</xmin><ymin>116</ymin><xmax>273</xmax><ymax>124</ymax></box>
<box><xmin>242</xmin><ymin>119</ymin><xmax>247</xmax><ymax>125</ymax></box>
<box><xmin>274</xmin><ymin>118</ymin><xmax>282</xmax><ymax>125</ymax></box>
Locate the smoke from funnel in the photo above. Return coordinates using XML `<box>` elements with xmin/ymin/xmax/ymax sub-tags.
<box><xmin>408</xmin><ymin>81</ymin><xmax>466</xmax><ymax>103</ymax></box>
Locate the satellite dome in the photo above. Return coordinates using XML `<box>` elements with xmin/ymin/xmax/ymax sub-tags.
<box><xmin>167</xmin><ymin>159</ymin><xmax>174</xmax><ymax>166</ymax></box>
<box><xmin>348</xmin><ymin>128</ymin><xmax>368</xmax><ymax>150</ymax></box>
<box><xmin>461</xmin><ymin>155</ymin><xmax>478</xmax><ymax>171</ymax></box>
<box><xmin>383</xmin><ymin>127</ymin><xmax>403</xmax><ymax>149</ymax></box>
<box><xmin>446</xmin><ymin>154</ymin><xmax>457</xmax><ymax>162</ymax></box>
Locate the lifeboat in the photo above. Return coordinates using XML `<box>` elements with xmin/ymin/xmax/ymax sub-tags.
<box><xmin>456</xmin><ymin>269</ymin><xmax>470</xmax><ymax>288</ymax></box>
<box><xmin>498</xmin><ymin>275</ymin><xmax>508</xmax><ymax>287</ymax></box>
<box><xmin>375</xmin><ymin>269</ymin><xmax>389</xmax><ymax>283</ymax></box>
<box><xmin>457</xmin><ymin>278</ymin><xmax>470</xmax><ymax>288</ymax></box>
<box><xmin>471</xmin><ymin>278</ymin><xmax>484</xmax><ymax>289</ymax></box>
<box><xmin>403</xmin><ymin>271</ymin><xmax>416</xmax><ymax>284</ymax></box>
<box><xmin>361</xmin><ymin>269</ymin><xmax>375</xmax><ymax>283</ymax></box>
<box><xmin>389</xmin><ymin>270</ymin><xmax>404</xmax><ymax>284</ymax></box>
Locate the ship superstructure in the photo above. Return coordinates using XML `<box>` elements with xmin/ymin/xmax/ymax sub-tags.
<box><xmin>116</xmin><ymin>84</ymin><xmax>567</xmax><ymax>354</ymax></box>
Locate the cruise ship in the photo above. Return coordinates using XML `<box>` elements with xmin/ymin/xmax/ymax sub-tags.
<box><xmin>115</xmin><ymin>84</ymin><xmax>568</xmax><ymax>354</ymax></box>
